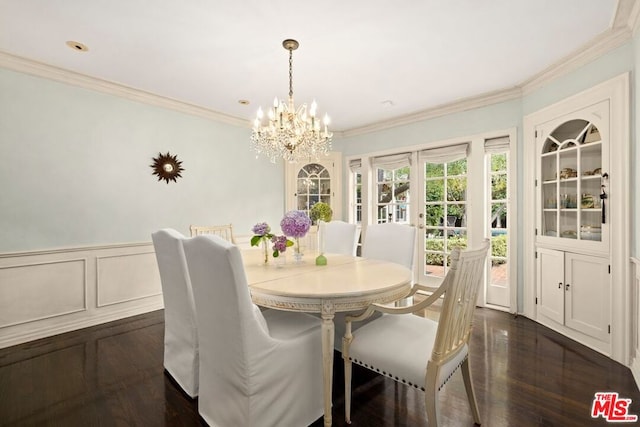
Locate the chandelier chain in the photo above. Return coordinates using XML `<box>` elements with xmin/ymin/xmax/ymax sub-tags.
<box><xmin>289</xmin><ymin>48</ymin><xmax>294</xmax><ymax>98</ymax></box>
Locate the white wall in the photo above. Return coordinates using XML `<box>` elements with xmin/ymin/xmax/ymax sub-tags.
<box><xmin>0</xmin><ymin>67</ymin><xmax>285</xmax><ymax>253</ymax></box>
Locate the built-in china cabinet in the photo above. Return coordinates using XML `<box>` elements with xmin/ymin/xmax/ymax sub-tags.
<box><xmin>284</xmin><ymin>152</ymin><xmax>342</xmax><ymax>252</ymax></box>
<box><xmin>524</xmin><ymin>73</ymin><xmax>629</xmax><ymax>364</ymax></box>
<box><xmin>535</xmin><ymin>103</ymin><xmax>611</xmax><ymax>354</ymax></box>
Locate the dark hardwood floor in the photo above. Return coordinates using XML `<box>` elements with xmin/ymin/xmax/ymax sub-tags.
<box><xmin>0</xmin><ymin>308</ymin><xmax>638</xmax><ymax>426</ymax></box>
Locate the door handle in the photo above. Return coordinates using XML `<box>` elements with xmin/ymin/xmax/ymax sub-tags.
<box><xmin>558</xmin><ymin>282</ymin><xmax>562</xmax><ymax>289</ymax></box>
<box><xmin>565</xmin><ymin>283</ymin><xmax>570</xmax><ymax>291</ymax></box>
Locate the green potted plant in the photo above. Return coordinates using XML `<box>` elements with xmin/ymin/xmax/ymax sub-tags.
<box><xmin>309</xmin><ymin>202</ymin><xmax>333</xmax><ymax>225</ymax></box>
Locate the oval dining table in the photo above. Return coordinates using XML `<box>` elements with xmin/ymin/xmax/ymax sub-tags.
<box><xmin>242</xmin><ymin>250</ymin><xmax>412</xmax><ymax>427</ymax></box>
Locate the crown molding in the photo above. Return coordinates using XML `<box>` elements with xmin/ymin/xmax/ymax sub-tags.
<box><xmin>341</xmin><ymin>86</ymin><xmax>522</xmax><ymax>138</ymax></box>
<box><xmin>0</xmin><ymin>50</ymin><xmax>248</xmax><ymax>128</ymax></box>
<box><xmin>521</xmin><ymin>26</ymin><xmax>632</xmax><ymax>96</ymax></box>
<box><xmin>627</xmin><ymin>0</ymin><xmax>640</xmax><ymax>36</ymax></box>
<box><xmin>344</xmin><ymin>2</ymin><xmax>635</xmax><ymax>138</ymax></box>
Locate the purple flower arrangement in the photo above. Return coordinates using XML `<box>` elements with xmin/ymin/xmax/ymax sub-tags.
<box><xmin>251</xmin><ymin>222</ymin><xmax>292</xmax><ymax>260</ymax></box>
<box><xmin>250</xmin><ymin>222</ymin><xmax>274</xmax><ymax>247</ymax></box>
<box><xmin>271</xmin><ymin>235</ymin><xmax>293</xmax><ymax>257</ymax></box>
<box><xmin>280</xmin><ymin>210</ymin><xmax>311</xmax><ymax>238</ymax></box>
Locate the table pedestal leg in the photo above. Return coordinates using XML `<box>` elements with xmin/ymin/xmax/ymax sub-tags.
<box><xmin>321</xmin><ymin>301</ymin><xmax>335</xmax><ymax>427</ymax></box>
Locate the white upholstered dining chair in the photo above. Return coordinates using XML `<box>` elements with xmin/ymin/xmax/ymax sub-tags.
<box><xmin>189</xmin><ymin>223</ymin><xmax>236</xmax><ymax>243</ymax></box>
<box><xmin>343</xmin><ymin>239</ymin><xmax>490</xmax><ymax>426</ymax></box>
<box><xmin>151</xmin><ymin>228</ymin><xmax>199</xmax><ymax>398</ymax></box>
<box><xmin>318</xmin><ymin>220</ymin><xmax>359</xmax><ymax>256</ymax></box>
<box><xmin>332</xmin><ymin>223</ymin><xmax>417</xmax><ymax>350</ymax></box>
<box><xmin>183</xmin><ymin>234</ymin><xmax>324</xmax><ymax>427</ymax></box>
<box><xmin>361</xmin><ymin>222</ymin><xmax>416</xmax><ymax>270</ymax></box>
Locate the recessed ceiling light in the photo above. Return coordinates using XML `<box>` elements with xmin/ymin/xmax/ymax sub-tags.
<box><xmin>66</xmin><ymin>41</ymin><xmax>89</xmax><ymax>52</ymax></box>
<box><xmin>238</xmin><ymin>99</ymin><xmax>250</xmax><ymax>105</ymax></box>
<box><xmin>381</xmin><ymin>100</ymin><xmax>395</xmax><ymax>107</ymax></box>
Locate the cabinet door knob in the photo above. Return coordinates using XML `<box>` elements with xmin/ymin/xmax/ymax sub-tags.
<box><xmin>558</xmin><ymin>282</ymin><xmax>563</xmax><ymax>289</ymax></box>
<box><xmin>565</xmin><ymin>283</ymin><xmax>571</xmax><ymax>291</ymax></box>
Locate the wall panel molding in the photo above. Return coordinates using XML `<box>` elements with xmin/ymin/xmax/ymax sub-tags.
<box><xmin>0</xmin><ymin>258</ymin><xmax>87</xmax><ymax>328</ymax></box>
<box><xmin>631</xmin><ymin>257</ymin><xmax>640</xmax><ymax>389</ymax></box>
<box><xmin>0</xmin><ymin>242</ymin><xmax>163</xmax><ymax>349</ymax></box>
<box><xmin>96</xmin><ymin>251</ymin><xmax>161</xmax><ymax>307</ymax></box>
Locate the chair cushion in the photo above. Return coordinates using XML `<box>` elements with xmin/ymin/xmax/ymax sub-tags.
<box><xmin>348</xmin><ymin>313</ymin><xmax>467</xmax><ymax>390</ymax></box>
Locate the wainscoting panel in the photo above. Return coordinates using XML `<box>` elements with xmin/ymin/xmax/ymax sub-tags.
<box><xmin>96</xmin><ymin>252</ymin><xmax>161</xmax><ymax>307</ymax></box>
<box><xmin>0</xmin><ymin>259</ymin><xmax>86</xmax><ymax>328</ymax></box>
<box><xmin>0</xmin><ymin>243</ymin><xmax>163</xmax><ymax>349</ymax></box>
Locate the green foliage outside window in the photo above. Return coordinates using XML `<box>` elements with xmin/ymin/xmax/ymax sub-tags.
<box><xmin>425</xmin><ymin>234</ymin><xmax>507</xmax><ymax>266</ymax></box>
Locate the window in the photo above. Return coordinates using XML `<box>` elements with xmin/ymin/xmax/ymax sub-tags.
<box><xmin>349</xmin><ymin>159</ymin><xmax>362</xmax><ymax>224</ymax></box>
<box><xmin>372</xmin><ymin>153</ymin><xmax>411</xmax><ymax>224</ymax></box>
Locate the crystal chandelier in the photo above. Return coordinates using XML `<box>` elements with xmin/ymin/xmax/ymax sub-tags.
<box><xmin>251</xmin><ymin>39</ymin><xmax>332</xmax><ymax>163</ymax></box>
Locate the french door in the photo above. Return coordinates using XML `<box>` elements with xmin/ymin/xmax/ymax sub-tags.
<box><xmin>365</xmin><ymin>132</ymin><xmax>515</xmax><ymax>309</ymax></box>
<box><xmin>416</xmin><ymin>144</ymin><xmax>470</xmax><ymax>287</ymax></box>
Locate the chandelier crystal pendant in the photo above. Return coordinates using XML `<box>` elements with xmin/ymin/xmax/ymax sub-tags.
<box><xmin>251</xmin><ymin>39</ymin><xmax>332</xmax><ymax>163</ymax></box>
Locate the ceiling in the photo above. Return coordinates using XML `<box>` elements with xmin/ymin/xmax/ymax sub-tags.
<box><xmin>0</xmin><ymin>0</ymin><xmax>631</xmax><ymax>133</ymax></box>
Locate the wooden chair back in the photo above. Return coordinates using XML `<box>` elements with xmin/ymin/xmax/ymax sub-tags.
<box><xmin>189</xmin><ymin>224</ymin><xmax>235</xmax><ymax>243</ymax></box>
<box><xmin>431</xmin><ymin>239</ymin><xmax>490</xmax><ymax>365</ymax></box>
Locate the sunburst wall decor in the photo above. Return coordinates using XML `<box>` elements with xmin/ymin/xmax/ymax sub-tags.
<box><xmin>150</xmin><ymin>152</ymin><xmax>184</xmax><ymax>184</ymax></box>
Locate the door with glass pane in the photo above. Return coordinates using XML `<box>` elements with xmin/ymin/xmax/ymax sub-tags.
<box><xmin>536</xmin><ymin>102</ymin><xmax>609</xmax><ymax>252</ymax></box>
<box><xmin>486</xmin><ymin>150</ymin><xmax>510</xmax><ymax>307</ymax></box>
<box><xmin>413</xmin><ymin>139</ymin><xmax>513</xmax><ymax>306</ymax></box>
<box><xmin>419</xmin><ymin>148</ymin><xmax>468</xmax><ymax>286</ymax></box>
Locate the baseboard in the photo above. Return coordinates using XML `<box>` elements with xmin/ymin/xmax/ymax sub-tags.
<box><xmin>0</xmin><ymin>298</ymin><xmax>163</xmax><ymax>349</ymax></box>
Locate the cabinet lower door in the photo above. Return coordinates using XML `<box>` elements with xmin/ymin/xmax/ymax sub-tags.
<box><xmin>537</xmin><ymin>248</ymin><xmax>565</xmax><ymax>324</ymax></box>
<box><xmin>565</xmin><ymin>253</ymin><xmax>610</xmax><ymax>342</ymax></box>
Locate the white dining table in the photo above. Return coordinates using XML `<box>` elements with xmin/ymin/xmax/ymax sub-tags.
<box><xmin>242</xmin><ymin>250</ymin><xmax>412</xmax><ymax>427</ymax></box>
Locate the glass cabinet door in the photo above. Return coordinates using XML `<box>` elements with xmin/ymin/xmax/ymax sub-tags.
<box><xmin>285</xmin><ymin>152</ymin><xmax>341</xmax><ymax>220</ymax></box>
<box><xmin>295</xmin><ymin>163</ymin><xmax>332</xmax><ymax>214</ymax></box>
<box><xmin>540</xmin><ymin>119</ymin><xmax>604</xmax><ymax>243</ymax></box>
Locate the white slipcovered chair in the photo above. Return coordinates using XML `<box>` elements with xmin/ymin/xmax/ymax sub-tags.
<box><xmin>318</xmin><ymin>220</ymin><xmax>359</xmax><ymax>256</ymax></box>
<box><xmin>361</xmin><ymin>222</ymin><xmax>417</xmax><ymax>270</ymax></box>
<box><xmin>343</xmin><ymin>239</ymin><xmax>490</xmax><ymax>426</ymax></box>
<box><xmin>151</xmin><ymin>228</ymin><xmax>199</xmax><ymax>398</ymax></box>
<box><xmin>182</xmin><ymin>234</ymin><xmax>324</xmax><ymax>427</ymax></box>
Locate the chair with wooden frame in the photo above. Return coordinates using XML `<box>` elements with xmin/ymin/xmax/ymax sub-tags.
<box><xmin>342</xmin><ymin>239</ymin><xmax>490</xmax><ymax>426</ymax></box>
<box><xmin>189</xmin><ymin>224</ymin><xmax>235</xmax><ymax>243</ymax></box>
